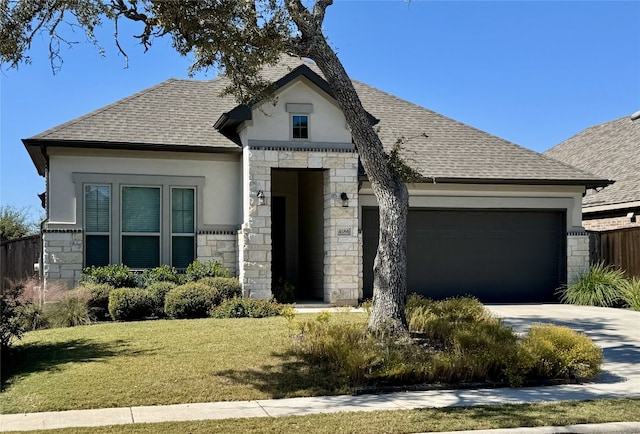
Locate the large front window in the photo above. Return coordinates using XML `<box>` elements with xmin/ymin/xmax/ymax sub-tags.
<box><xmin>121</xmin><ymin>186</ymin><xmax>161</xmax><ymax>268</ymax></box>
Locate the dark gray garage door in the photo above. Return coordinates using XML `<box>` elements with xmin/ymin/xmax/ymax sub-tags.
<box><xmin>362</xmin><ymin>208</ymin><xmax>566</xmax><ymax>303</ymax></box>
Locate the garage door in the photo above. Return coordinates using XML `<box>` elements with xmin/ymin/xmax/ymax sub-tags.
<box><xmin>362</xmin><ymin>208</ymin><xmax>566</xmax><ymax>303</ymax></box>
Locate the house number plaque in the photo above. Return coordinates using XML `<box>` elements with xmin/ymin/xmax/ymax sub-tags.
<box><xmin>337</xmin><ymin>228</ymin><xmax>352</xmax><ymax>236</ymax></box>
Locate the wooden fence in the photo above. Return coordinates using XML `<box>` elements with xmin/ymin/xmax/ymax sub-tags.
<box><xmin>0</xmin><ymin>235</ymin><xmax>41</xmax><ymax>290</ymax></box>
<box><xmin>589</xmin><ymin>227</ymin><xmax>640</xmax><ymax>278</ymax></box>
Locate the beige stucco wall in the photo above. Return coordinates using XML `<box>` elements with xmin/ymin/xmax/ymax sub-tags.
<box><xmin>47</xmin><ymin>148</ymin><xmax>242</xmax><ymax>228</ymax></box>
<box><xmin>359</xmin><ymin>183</ymin><xmax>586</xmax><ymax>230</ymax></box>
<box><xmin>242</xmin><ymin>77</ymin><xmax>351</xmax><ymax>144</ymax></box>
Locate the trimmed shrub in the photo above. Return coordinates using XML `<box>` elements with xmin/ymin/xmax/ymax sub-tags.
<box><xmin>211</xmin><ymin>297</ymin><xmax>283</xmax><ymax>318</ymax></box>
<box><xmin>508</xmin><ymin>324</ymin><xmax>602</xmax><ymax>385</ymax></box>
<box><xmin>108</xmin><ymin>287</ymin><xmax>152</xmax><ymax>321</ymax></box>
<box><xmin>80</xmin><ymin>265</ymin><xmax>139</xmax><ymax>289</ymax></box>
<box><xmin>557</xmin><ymin>263</ymin><xmax>627</xmax><ymax>307</ymax></box>
<box><xmin>164</xmin><ymin>282</ymin><xmax>218</xmax><ymax>319</ymax></box>
<box><xmin>141</xmin><ymin>265</ymin><xmax>183</xmax><ymax>287</ymax></box>
<box><xmin>621</xmin><ymin>277</ymin><xmax>640</xmax><ymax>312</ymax></box>
<box><xmin>184</xmin><ymin>260</ymin><xmax>230</xmax><ymax>282</ymax></box>
<box><xmin>46</xmin><ymin>289</ymin><xmax>91</xmax><ymax>328</ymax></box>
<box><xmin>79</xmin><ymin>282</ymin><xmax>115</xmax><ymax>322</ymax></box>
<box><xmin>146</xmin><ymin>281</ymin><xmax>178</xmax><ymax>318</ymax></box>
<box><xmin>1</xmin><ymin>283</ymin><xmax>27</xmax><ymax>353</ymax></box>
<box><xmin>273</xmin><ymin>278</ymin><xmax>295</xmax><ymax>304</ymax></box>
<box><xmin>198</xmin><ymin>277</ymin><xmax>242</xmax><ymax>301</ymax></box>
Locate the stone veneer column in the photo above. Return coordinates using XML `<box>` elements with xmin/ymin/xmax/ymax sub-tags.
<box><xmin>239</xmin><ymin>146</ymin><xmax>359</xmax><ymax>303</ymax></box>
<box><xmin>42</xmin><ymin>230</ymin><xmax>83</xmax><ymax>289</ymax></box>
<box><xmin>196</xmin><ymin>232</ymin><xmax>238</xmax><ymax>276</ymax></box>
<box><xmin>567</xmin><ymin>231</ymin><xmax>590</xmax><ymax>283</ymax></box>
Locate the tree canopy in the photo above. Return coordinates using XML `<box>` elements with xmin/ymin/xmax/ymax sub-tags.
<box><xmin>1</xmin><ymin>0</ymin><xmax>412</xmax><ymax>334</ymax></box>
<box><xmin>0</xmin><ymin>205</ymin><xmax>39</xmax><ymax>242</ymax></box>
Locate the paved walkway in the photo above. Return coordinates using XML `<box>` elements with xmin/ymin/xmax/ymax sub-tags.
<box><xmin>1</xmin><ymin>305</ymin><xmax>639</xmax><ymax>433</ymax></box>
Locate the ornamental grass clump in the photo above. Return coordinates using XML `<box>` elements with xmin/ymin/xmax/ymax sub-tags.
<box><xmin>558</xmin><ymin>263</ymin><xmax>627</xmax><ymax>307</ymax></box>
<box><xmin>507</xmin><ymin>324</ymin><xmax>603</xmax><ymax>386</ymax></box>
<box><xmin>621</xmin><ymin>278</ymin><xmax>640</xmax><ymax>312</ymax></box>
<box><xmin>46</xmin><ymin>289</ymin><xmax>92</xmax><ymax>328</ymax></box>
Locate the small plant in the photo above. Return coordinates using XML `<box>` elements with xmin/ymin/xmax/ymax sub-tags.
<box><xmin>621</xmin><ymin>277</ymin><xmax>640</xmax><ymax>311</ymax></box>
<box><xmin>108</xmin><ymin>287</ymin><xmax>152</xmax><ymax>321</ymax></box>
<box><xmin>17</xmin><ymin>302</ymin><xmax>49</xmax><ymax>331</ymax></box>
<box><xmin>557</xmin><ymin>263</ymin><xmax>627</xmax><ymax>307</ymax></box>
<box><xmin>80</xmin><ymin>264</ymin><xmax>139</xmax><ymax>289</ymax></box>
<box><xmin>509</xmin><ymin>324</ymin><xmax>602</xmax><ymax>384</ymax></box>
<box><xmin>184</xmin><ymin>260</ymin><xmax>230</xmax><ymax>282</ymax></box>
<box><xmin>272</xmin><ymin>278</ymin><xmax>295</xmax><ymax>304</ymax></box>
<box><xmin>1</xmin><ymin>282</ymin><xmax>27</xmax><ymax>353</ymax></box>
<box><xmin>146</xmin><ymin>281</ymin><xmax>178</xmax><ymax>318</ymax></box>
<box><xmin>46</xmin><ymin>289</ymin><xmax>91</xmax><ymax>328</ymax></box>
<box><xmin>78</xmin><ymin>282</ymin><xmax>115</xmax><ymax>322</ymax></box>
<box><xmin>141</xmin><ymin>265</ymin><xmax>183</xmax><ymax>287</ymax></box>
<box><xmin>164</xmin><ymin>282</ymin><xmax>219</xmax><ymax>319</ymax></box>
<box><xmin>211</xmin><ymin>297</ymin><xmax>283</xmax><ymax>318</ymax></box>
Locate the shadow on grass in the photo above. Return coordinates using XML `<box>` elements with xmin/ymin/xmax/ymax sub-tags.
<box><xmin>1</xmin><ymin>339</ymin><xmax>150</xmax><ymax>391</ymax></box>
<box><xmin>217</xmin><ymin>350</ymin><xmax>349</xmax><ymax>399</ymax></box>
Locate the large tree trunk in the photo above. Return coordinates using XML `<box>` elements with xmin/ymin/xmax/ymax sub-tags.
<box><xmin>290</xmin><ymin>26</ymin><xmax>410</xmax><ymax>335</ymax></box>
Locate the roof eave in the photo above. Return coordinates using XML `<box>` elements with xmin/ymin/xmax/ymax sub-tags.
<box><xmin>23</xmin><ymin>138</ymin><xmax>242</xmax><ymax>176</ymax></box>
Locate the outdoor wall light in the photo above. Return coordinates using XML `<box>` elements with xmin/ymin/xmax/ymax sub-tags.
<box><xmin>340</xmin><ymin>192</ymin><xmax>349</xmax><ymax>207</ymax></box>
<box><xmin>257</xmin><ymin>190</ymin><xmax>265</xmax><ymax>205</ymax></box>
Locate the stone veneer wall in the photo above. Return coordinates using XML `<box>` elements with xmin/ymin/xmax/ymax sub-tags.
<box><xmin>196</xmin><ymin>232</ymin><xmax>238</xmax><ymax>276</ymax></box>
<box><xmin>567</xmin><ymin>232</ymin><xmax>589</xmax><ymax>284</ymax></box>
<box><xmin>42</xmin><ymin>230</ymin><xmax>83</xmax><ymax>289</ymax></box>
<box><xmin>239</xmin><ymin>146</ymin><xmax>359</xmax><ymax>304</ymax></box>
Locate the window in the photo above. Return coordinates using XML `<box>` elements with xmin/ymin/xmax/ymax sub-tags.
<box><xmin>171</xmin><ymin>188</ymin><xmax>195</xmax><ymax>269</ymax></box>
<box><xmin>84</xmin><ymin>185</ymin><xmax>110</xmax><ymax>267</ymax></box>
<box><xmin>121</xmin><ymin>186</ymin><xmax>161</xmax><ymax>269</ymax></box>
<box><xmin>292</xmin><ymin>115</ymin><xmax>309</xmax><ymax>139</ymax></box>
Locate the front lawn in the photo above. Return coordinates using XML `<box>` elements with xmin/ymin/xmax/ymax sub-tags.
<box><xmin>1</xmin><ymin>315</ymin><xmax>349</xmax><ymax>414</ymax></box>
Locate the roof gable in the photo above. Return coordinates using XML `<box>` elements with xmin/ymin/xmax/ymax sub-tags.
<box><xmin>545</xmin><ymin>113</ymin><xmax>640</xmax><ymax>208</ymax></box>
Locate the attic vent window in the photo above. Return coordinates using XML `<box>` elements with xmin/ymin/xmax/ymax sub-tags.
<box><xmin>292</xmin><ymin>115</ymin><xmax>309</xmax><ymax>139</ymax></box>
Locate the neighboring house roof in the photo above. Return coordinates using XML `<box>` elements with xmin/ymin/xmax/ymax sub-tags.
<box><xmin>24</xmin><ymin>56</ymin><xmax>609</xmax><ymax>189</ymax></box>
<box><xmin>544</xmin><ymin>112</ymin><xmax>640</xmax><ymax>211</ymax></box>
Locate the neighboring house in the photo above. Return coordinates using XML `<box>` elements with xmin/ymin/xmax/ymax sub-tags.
<box><xmin>545</xmin><ymin>111</ymin><xmax>640</xmax><ymax>231</ymax></box>
<box><xmin>23</xmin><ymin>56</ymin><xmax>610</xmax><ymax>304</ymax></box>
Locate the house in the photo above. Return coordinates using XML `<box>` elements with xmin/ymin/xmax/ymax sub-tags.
<box><xmin>23</xmin><ymin>56</ymin><xmax>610</xmax><ymax>304</ymax></box>
<box><xmin>544</xmin><ymin>111</ymin><xmax>640</xmax><ymax>231</ymax></box>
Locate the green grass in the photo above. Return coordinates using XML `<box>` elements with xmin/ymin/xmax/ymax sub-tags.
<box><xmin>3</xmin><ymin>399</ymin><xmax>640</xmax><ymax>434</ymax></box>
<box><xmin>1</xmin><ymin>315</ymin><xmax>351</xmax><ymax>414</ymax></box>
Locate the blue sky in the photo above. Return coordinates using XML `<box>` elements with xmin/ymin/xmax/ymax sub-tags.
<box><xmin>1</xmin><ymin>1</ymin><xmax>639</xmax><ymax>221</ymax></box>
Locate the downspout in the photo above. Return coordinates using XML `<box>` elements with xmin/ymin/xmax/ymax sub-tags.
<box><xmin>38</xmin><ymin>145</ymin><xmax>49</xmax><ymax>287</ymax></box>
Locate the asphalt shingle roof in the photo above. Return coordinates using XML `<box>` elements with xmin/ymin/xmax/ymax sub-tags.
<box><xmin>544</xmin><ymin>114</ymin><xmax>640</xmax><ymax>208</ymax></box>
<box><xmin>25</xmin><ymin>56</ymin><xmax>608</xmax><ymax>187</ymax></box>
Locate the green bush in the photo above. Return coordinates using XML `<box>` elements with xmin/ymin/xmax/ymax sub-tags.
<box><xmin>273</xmin><ymin>278</ymin><xmax>296</xmax><ymax>304</ymax></box>
<box><xmin>108</xmin><ymin>287</ymin><xmax>152</xmax><ymax>321</ymax></box>
<box><xmin>558</xmin><ymin>263</ymin><xmax>627</xmax><ymax>307</ymax></box>
<box><xmin>507</xmin><ymin>324</ymin><xmax>602</xmax><ymax>385</ymax></box>
<box><xmin>1</xmin><ymin>283</ymin><xmax>27</xmax><ymax>353</ymax></box>
<box><xmin>146</xmin><ymin>281</ymin><xmax>177</xmax><ymax>317</ymax></box>
<box><xmin>211</xmin><ymin>297</ymin><xmax>282</xmax><ymax>318</ymax></box>
<box><xmin>184</xmin><ymin>260</ymin><xmax>230</xmax><ymax>282</ymax></box>
<box><xmin>46</xmin><ymin>289</ymin><xmax>92</xmax><ymax>328</ymax></box>
<box><xmin>164</xmin><ymin>282</ymin><xmax>219</xmax><ymax>319</ymax></box>
<box><xmin>80</xmin><ymin>264</ymin><xmax>139</xmax><ymax>289</ymax></box>
<box><xmin>17</xmin><ymin>302</ymin><xmax>49</xmax><ymax>331</ymax></box>
<box><xmin>621</xmin><ymin>277</ymin><xmax>640</xmax><ymax>311</ymax></box>
<box><xmin>141</xmin><ymin>265</ymin><xmax>183</xmax><ymax>287</ymax></box>
<box><xmin>198</xmin><ymin>277</ymin><xmax>242</xmax><ymax>300</ymax></box>
<box><xmin>78</xmin><ymin>282</ymin><xmax>114</xmax><ymax>322</ymax></box>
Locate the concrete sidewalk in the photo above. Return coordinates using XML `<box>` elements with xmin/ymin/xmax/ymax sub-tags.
<box><xmin>2</xmin><ymin>305</ymin><xmax>639</xmax><ymax>432</ymax></box>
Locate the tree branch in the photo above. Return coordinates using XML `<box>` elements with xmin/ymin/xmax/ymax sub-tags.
<box><xmin>312</xmin><ymin>0</ymin><xmax>333</xmax><ymax>27</ymax></box>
